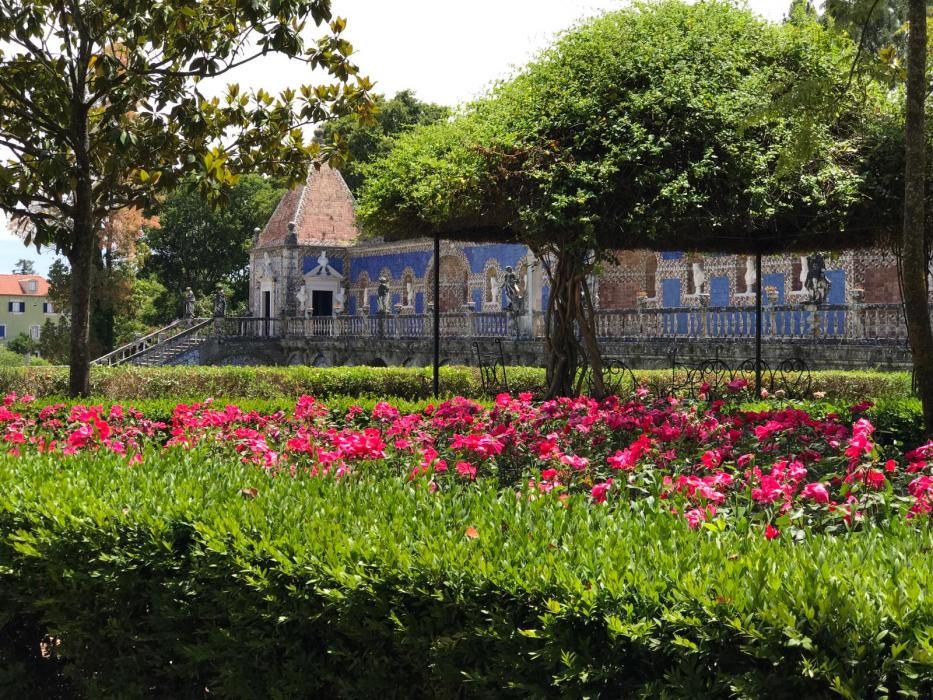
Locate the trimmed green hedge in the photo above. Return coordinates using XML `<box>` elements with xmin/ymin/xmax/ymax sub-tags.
<box><xmin>1</xmin><ymin>449</ymin><xmax>932</xmax><ymax>697</ymax></box>
<box><xmin>0</xmin><ymin>365</ymin><xmax>914</xmax><ymax>401</ymax></box>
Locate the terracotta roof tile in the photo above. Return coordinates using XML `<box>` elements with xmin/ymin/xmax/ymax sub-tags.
<box><xmin>258</xmin><ymin>165</ymin><xmax>360</xmax><ymax>248</ymax></box>
<box><xmin>0</xmin><ymin>275</ymin><xmax>49</xmax><ymax>296</ymax></box>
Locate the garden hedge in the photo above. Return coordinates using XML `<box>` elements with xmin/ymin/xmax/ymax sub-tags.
<box><xmin>0</xmin><ymin>364</ymin><xmax>914</xmax><ymax>402</ymax></box>
<box><xmin>1</xmin><ymin>448</ymin><xmax>932</xmax><ymax>698</ymax></box>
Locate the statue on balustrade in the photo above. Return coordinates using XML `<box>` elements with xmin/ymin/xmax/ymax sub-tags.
<box><xmin>804</xmin><ymin>252</ymin><xmax>831</xmax><ymax>305</ymax></box>
<box><xmin>503</xmin><ymin>266</ymin><xmax>523</xmax><ymax>313</ymax></box>
<box><xmin>183</xmin><ymin>287</ymin><xmax>195</xmax><ymax>320</ymax></box>
<box><xmin>377</xmin><ymin>276</ymin><xmax>390</xmax><ymax>313</ymax></box>
<box><xmin>213</xmin><ymin>286</ymin><xmax>227</xmax><ymax>318</ymax></box>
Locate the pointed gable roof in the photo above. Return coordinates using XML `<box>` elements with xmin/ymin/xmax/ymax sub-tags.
<box><xmin>257</xmin><ymin>165</ymin><xmax>360</xmax><ymax>248</ymax></box>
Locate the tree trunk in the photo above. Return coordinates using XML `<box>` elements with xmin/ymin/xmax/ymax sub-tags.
<box><xmin>578</xmin><ymin>279</ymin><xmax>607</xmax><ymax>398</ymax></box>
<box><xmin>68</xmin><ymin>197</ymin><xmax>95</xmax><ymax>397</ymax></box>
<box><xmin>69</xmin><ymin>89</ymin><xmax>94</xmax><ymax>397</ymax></box>
<box><xmin>543</xmin><ymin>248</ymin><xmax>604</xmax><ymax>398</ymax></box>
<box><xmin>903</xmin><ymin>0</ymin><xmax>933</xmax><ymax>434</ymax></box>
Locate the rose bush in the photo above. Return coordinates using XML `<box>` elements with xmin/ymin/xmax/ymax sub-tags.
<box><xmin>3</xmin><ymin>390</ymin><xmax>932</xmax><ymax>539</ymax></box>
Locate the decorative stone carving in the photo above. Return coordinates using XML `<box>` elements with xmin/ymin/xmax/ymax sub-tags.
<box><xmin>692</xmin><ymin>262</ymin><xmax>706</xmax><ymax>295</ymax></box>
<box><xmin>377</xmin><ymin>276</ymin><xmax>389</xmax><ymax>313</ymax></box>
<box><xmin>296</xmin><ymin>284</ymin><xmax>308</xmax><ymax>314</ymax></box>
<box><xmin>503</xmin><ymin>265</ymin><xmax>523</xmax><ymax>313</ymax></box>
<box><xmin>212</xmin><ymin>287</ymin><xmax>227</xmax><ymax>318</ymax></box>
<box><xmin>744</xmin><ymin>256</ymin><xmax>756</xmax><ymax>293</ymax></box>
<box><xmin>804</xmin><ymin>252</ymin><xmax>831</xmax><ymax>305</ymax></box>
<box><xmin>183</xmin><ymin>287</ymin><xmax>195</xmax><ymax>319</ymax></box>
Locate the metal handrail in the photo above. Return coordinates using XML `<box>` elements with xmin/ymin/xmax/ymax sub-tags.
<box><xmin>92</xmin><ymin>318</ymin><xmax>212</xmax><ymax>366</ymax></box>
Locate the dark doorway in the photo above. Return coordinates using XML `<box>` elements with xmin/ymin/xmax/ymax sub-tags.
<box><xmin>312</xmin><ymin>290</ymin><xmax>333</xmax><ymax>317</ymax></box>
<box><xmin>262</xmin><ymin>291</ymin><xmax>272</xmax><ymax>336</ymax></box>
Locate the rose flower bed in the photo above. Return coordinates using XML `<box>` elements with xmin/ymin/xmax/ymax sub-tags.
<box><xmin>4</xmin><ymin>389</ymin><xmax>933</xmax><ymax>534</ymax></box>
<box><xmin>1</xmin><ymin>390</ymin><xmax>933</xmax><ymax>696</ymax></box>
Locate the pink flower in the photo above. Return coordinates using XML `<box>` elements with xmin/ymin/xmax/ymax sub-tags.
<box><xmin>864</xmin><ymin>469</ymin><xmax>886</xmax><ymax>490</ymax></box>
<box><xmin>455</xmin><ymin>461</ymin><xmax>477</xmax><ymax>480</ymax></box>
<box><xmin>559</xmin><ymin>453</ymin><xmax>590</xmax><ymax>470</ymax></box>
<box><xmin>700</xmin><ymin>449</ymin><xmax>722</xmax><ymax>469</ymax></box>
<box><xmin>726</xmin><ymin>378</ymin><xmax>748</xmax><ymax>393</ymax></box>
<box><xmin>764</xmin><ymin>524</ymin><xmax>780</xmax><ymax>540</ymax></box>
<box><xmin>684</xmin><ymin>508</ymin><xmax>707</xmax><ymax>529</ymax></box>
<box><xmin>801</xmin><ymin>482</ymin><xmax>830</xmax><ymax>504</ymax></box>
<box><xmin>590</xmin><ymin>480</ymin><xmax>612</xmax><ymax>504</ymax></box>
<box><xmin>607</xmin><ymin>434</ymin><xmax>651</xmax><ymax>470</ymax></box>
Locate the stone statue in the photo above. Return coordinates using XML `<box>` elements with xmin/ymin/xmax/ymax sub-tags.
<box><xmin>377</xmin><ymin>276</ymin><xmax>390</xmax><ymax>313</ymax></box>
<box><xmin>405</xmin><ymin>278</ymin><xmax>413</xmax><ymax>307</ymax></box>
<box><xmin>692</xmin><ymin>262</ymin><xmax>706</xmax><ymax>295</ymax></box>
<box><xmin>212</xmin><ymin>286</ymin><xmax>227</xmax><ymax>318</ymax></box>
<box><xmin>296</xmin><ymin>284</ymin><xmax>308</xmax><ymax>314</ymax></box>
<box><xmin>183</xmin><ymin>287</ymin><xmax>195</xmax><ymax>319</ymax></box>
<box><xmin>335</xmin><ymin>284</ymin><xmax>346</xmax><ymax>314</ymax></box>
<box><xmin>490</xmin><ymin>274</ymin><xmax>499</xmax><ymax>306</ymax></box>
<box><xmin>503</xmin><ymin>265</ymin><xmax>523</xmax><ymax>313</ymax></box>
<box><xmin>804</xmin><ymin>252</ymin><xmax>831</xmax><ymax>304</ymax></box>
<box><xmin>744</xmin><ymin>256</ymin><xmax>756</xmax><ymax>293</ymax></box>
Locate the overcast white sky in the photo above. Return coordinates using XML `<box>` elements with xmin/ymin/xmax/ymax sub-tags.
<box><xmin>0</xmin><ymin>0</ymin><xmax>792</xmax><ymax>275</ymax></box>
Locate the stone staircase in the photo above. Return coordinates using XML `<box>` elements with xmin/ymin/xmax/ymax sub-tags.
<box><xmin>93</xmin><ymin>318</ymin><xmax>214</xmax><ymax>367</ymax></box>
<box><xmin>131</xmin><ymin>334</ymin><xmax>206</xmax><ymax>366</ymax></box>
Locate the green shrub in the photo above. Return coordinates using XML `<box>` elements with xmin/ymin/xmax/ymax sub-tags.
<box><xmin>0</xmin><ymin>365</ymin><xmax>914</xmax><ymax>402</ymax></box>
<box><xmin>1</xmin><ymin>448</ymin><xmax>932</xmax><ymax>697</ymax></box>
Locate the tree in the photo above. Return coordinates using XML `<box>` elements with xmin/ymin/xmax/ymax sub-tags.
<box><xmin>0</xmin><ymin>1</ymin><xmax>373</xmax><ymax>396</ymax></box>
<box><xmin>38</xmin><ymin>317</ymin><xmax>70</xmax><ymax>365</ymax></box>
<box><xmin>11</xmin><ymin>258</ymin><xmax>34</xmax><ymax>274</ymax></box>
<box><xmin>902</xmin><ymin>0</ymin><xmax>933</xmax><ymax>431</ymax></box>
<box><xmin>824</xmin><ymin>0</ymin><xmax>907</xmax><ymax>59</ymax></box>
<box><xmin>322</xmin><ymin>90</ymin><xmax>449</xmax><ymax>195</ymax></box>
<box><xmin>11</xmin><ymin>258</ymin><xmax>33</xmax><ymax>274</ymax></box>
<box><xmin>142</xmin><ymin>174</ymin><xmax>285</xmax><ymax>321</ymax></box>
<box><xmin>100</xmin><ymin>206</ymin><xmax>158</xmax><ymax>269</ymax></box>
<box><xmin>359</xmin><ymin>0</ymin><xmax>873</xmax><ymax>397</ymax></box>
<box><xmin>6</xmin><ymin>331</ymin><xmax>38</xmax><ymax>356</ymax></box>
<box><xmin>42</xmin><ymin>246</ymin><xmax>166</xmax><ymax>358</ymax></box>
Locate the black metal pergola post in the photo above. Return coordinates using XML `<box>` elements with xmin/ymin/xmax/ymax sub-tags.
<box><xmin>755</xmin><ymin>251</ymin><xmax>763</xmax><ymax>396</ymax></box>
<box><xmin>433</xmin><ymin>232</ymin><xmax>441</xmax><ymax>398</ymax></box>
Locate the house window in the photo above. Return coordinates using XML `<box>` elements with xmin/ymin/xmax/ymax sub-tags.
<box><xmin>43</xmin><ymin>302</ymin><xmax>55</xmax><ymax>314</ymax></box>
<box><xmin>24</xmin><ymin>281</ymin><xmax>37</xmax><ymax>293</ymax></box>
<box><xmin>7</xmin><ymin>301</ymin><xmax>25</xmax><ymax>314</ymax></box>
<box><xmin>30</xmin><ymin>325</ymin><xmax>40</xmax><ymax>341</ymax></box>
<box><xmin>0</xmin><ymin>326</ymin><xmax>5</xmax><ymax>339</ymax></box>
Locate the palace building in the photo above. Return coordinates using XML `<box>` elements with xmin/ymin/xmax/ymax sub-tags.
<box><xmin>249</xmin><ymin>166</ymin><xmax>902</xmax><ymax>331</ymax></box>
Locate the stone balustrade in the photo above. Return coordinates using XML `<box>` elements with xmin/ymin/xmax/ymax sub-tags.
<box><xmin>235</xmin><ymin>303</ymin><xmax>909</xmax><ymax>344</ymax></box>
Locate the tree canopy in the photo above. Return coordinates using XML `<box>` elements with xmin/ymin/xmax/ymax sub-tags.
<box><xmin>321</xmin><ymin>90</ymin><xmax>449</xmax><ymax>195</ymax></box>
<box><xmin>0</xmin><ymin>0</ymin><xmax>373</xmax><ymax>395</ymax></box>
<box><xmin>11</xmin><ymin>258</ymin><xmax>33</xmax><ymax>274</ymax></box>
<box><xmin>357</xmin><ymin>0</ymin><xmax>885</xmax><ymax>396</ymax></box>
<box><xmin>142</xmin><ymin>174</ymin><xmax>286</xmax><ymax>321</ymax></box>
<box><xmin>358</xmin><ymin>0</ymin><xmax>882</xmax><ymax>256</ymax></box>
